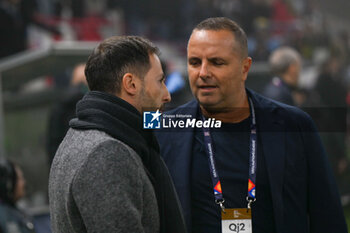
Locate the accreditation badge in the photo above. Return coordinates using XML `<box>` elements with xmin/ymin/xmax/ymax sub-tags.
<box><xmin>221</xmin><ymin>208</ymin><xmax>252</xmax><ymax>233</ymax></box>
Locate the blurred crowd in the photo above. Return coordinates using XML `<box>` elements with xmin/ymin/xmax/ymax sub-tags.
<box><xmin>1</xmin><ymin>0</ymin><xmax>349</xmax><ymax>60</ymax></box>
<box><xmin>2</xmin><ymin>0</ymin><xmax>350</xmax><ymax>106</ymax></box>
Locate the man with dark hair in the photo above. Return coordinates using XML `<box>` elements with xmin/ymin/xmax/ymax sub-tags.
<box><xmin>156</xmin><ymin>17</ymin><xmax>347</xmax><ymax>233</ymax></box>
<box><xmin>49</xmin><ymin>36</ymin><xmax>186</xmax><ymax>233</ymax></box>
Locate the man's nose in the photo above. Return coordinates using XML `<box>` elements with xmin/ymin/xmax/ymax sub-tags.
<box><xmin>163</xmin><ymin>86</ymin><xmax>171</xmax><ymax>103</ymax></box>
<box><xmin>199</xmin><ymin>62</ymin><xmax>210</xmax><ymax>79</ymax></box>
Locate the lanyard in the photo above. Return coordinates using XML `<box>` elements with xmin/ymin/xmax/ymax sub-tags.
<box><xmin>201</xmin><ymin>97</ymin><xmax>257</xmax><ymax>212</ymax></box>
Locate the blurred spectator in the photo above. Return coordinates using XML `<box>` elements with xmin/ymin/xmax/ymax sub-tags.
<box><xmin>263</xmin><ymin>46</ymin><xmax>302</xmax><ymax>105</ymax></box>
<box><xmin>119</xmin><ymin>0</ymin><xmax>149</xmax><ymax>36</ymax></box>
<box><xmin>161</xmin><ymin>60</ymin><xmax>193</xmax><ymax>110</ymax></box>
<box><xmin>0</xmin><ymin>158</ymin><xmax>35</xmax><ymax>233</ymax></box>
<box><xmin>0</xmin><ymin>0</ymin><xmax>27</xmax><ymax>58</ymax></box>
<box><xmin>313</xmin><ymin>55</ymin><xmax>349</xmax><ymax>182</ymax></box>
<box><xmin>0</xmin><ymin>0</ymin><xmax>59</xmax><ymax>59</ymax></box>
<box><xmin>315</xmin><ymin>55</ymin><xmax>347</xmax><ymax>108</ymax></box>
<box><xmin>46</xmin><ymin>64</ymin><xmax>88</xmax><ymax>166</ymax></box>
<box><xmin>53</xmin><ymin>0</ymin><xmax>85</xmax><ymax>18</ymax></box>
<box><xmin>271</xmin><ymin>0</ymin><xmax>296</xmax><ymax>35</ymax></box>
<box><xmin>242</xmin><ymin>0</ymin><xmax>272</xmax><ymax>35</ymax></box>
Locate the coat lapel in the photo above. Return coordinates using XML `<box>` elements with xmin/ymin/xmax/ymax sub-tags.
<box><xmin>249</xmin><ymin>90</ymin><xmax>286</xmax><ymax>233</ymax></box>
<box><xmin>159</xmin><ymin>100</ymin><xmax>198</xmax><ymax>230</ymax></box>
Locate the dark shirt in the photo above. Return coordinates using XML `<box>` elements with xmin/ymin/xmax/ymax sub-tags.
<box><xmin>191</xmin><ymin>117</ymin><xmax>276</xmax><ymax>233</ymax></box>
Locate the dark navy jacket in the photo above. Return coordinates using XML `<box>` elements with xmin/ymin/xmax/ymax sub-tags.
<box><xmin>156</xmin><ymin>89</ymin><xmax>347</xmax><ymax>233</ymax></box>
<box><xmin>263</xmin><ymin>77</ymin><xmax>295</xmax><ymax>106</ymax></box>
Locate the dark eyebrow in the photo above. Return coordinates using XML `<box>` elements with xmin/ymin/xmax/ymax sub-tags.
<box><xmin>208</xmin><ymin>57</ymin><xmax>225</xmax><ymax>62</ymax></box>
<box><xmin>188</xmin><ymin>57</ymin><xmax>201</xmax><ymax>62</ymax></box>
<box><xmin>188</xmin><ymin>56</ymin><xmax>198</xmax><ymax>60</ymax></box>
<box><xmin>207</xmin><ymin>57</ymin><xmax>227</xmax><ymax>66</ymax></box>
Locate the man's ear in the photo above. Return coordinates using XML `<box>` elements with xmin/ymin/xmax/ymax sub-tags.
<box><xmin>122</xmin><ymin>73</ymin><xmax>139</xmax><ymax>95</ymax></box>
<box><xmin>241</xmin><ymin>57</ymin><xmax>252</xmax><ymax>81</ymax></box>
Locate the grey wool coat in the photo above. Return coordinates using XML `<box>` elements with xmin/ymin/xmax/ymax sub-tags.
<box><xmin>49</xmin><ymin>129</ymin><xmax>160</xmax><ymax>233</ymax></box>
